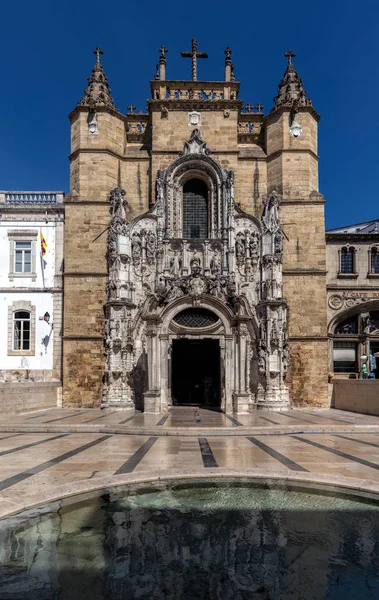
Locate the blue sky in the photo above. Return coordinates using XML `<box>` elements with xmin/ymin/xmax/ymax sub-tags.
<box><xmin>0</xmin><ymin>0</ymin><xmax>377</xmax><ymax>228</ymax></box>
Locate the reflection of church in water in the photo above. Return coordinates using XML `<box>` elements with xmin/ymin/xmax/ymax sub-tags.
<box><xmin>63</xmin><ymin>41</ymin><xmax>328</xmax><ymax>412</ymax></box>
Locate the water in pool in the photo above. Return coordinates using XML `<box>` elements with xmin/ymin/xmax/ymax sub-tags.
<box><xmin>0</xmin><ymin>479</ymin><xmax>379</xmax><ymax>599</ymax></box>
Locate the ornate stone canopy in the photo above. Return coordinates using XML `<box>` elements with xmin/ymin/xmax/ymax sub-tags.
<box><xmin>102</xmin><ymin>130</ymin><xmax>289</xmax><ymax>413</ymax></box>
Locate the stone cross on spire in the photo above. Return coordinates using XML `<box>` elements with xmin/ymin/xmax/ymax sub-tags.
<box><xmin>181</xmin><ymin>39</ymin><xmax>208</xmax><ymax>81</ymax></box>
<box><xmin>284</xmin><ymin>49</ymin><xmax>296</xmax><ymax>66</ymax></box>
<box><xmin>94</xmin><ymin>46</ymin><xmax>103</xmax><ymax>64</ymax></box>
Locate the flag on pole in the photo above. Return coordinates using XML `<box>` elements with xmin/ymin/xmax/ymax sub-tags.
<box><xmin>40</xmin><ymin>231</ymin><xmax>47</xmax><ymax>256</ymax></box>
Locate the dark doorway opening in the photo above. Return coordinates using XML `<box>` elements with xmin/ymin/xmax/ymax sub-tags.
<box><xmin>172</xmin><ymin>338</ymin><xmax>220</xmax><ymax>406</ymax></box>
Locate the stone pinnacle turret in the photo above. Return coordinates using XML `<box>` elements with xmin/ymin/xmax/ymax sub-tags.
<box><xmin>272</xmin><ymin>49</ymin><xmax>312</xmax><ymax>112</ymax></box>
<box><xmin>79</xmin><ymin>47</ymin><xmax>115</xmax><ymax>109</ymax></box>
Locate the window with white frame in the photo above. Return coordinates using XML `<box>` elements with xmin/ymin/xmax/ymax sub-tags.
<box><xmin>7</xmin><ymin>301</ymin><xmax>36</xmax><ymax>356</ymax></box>
<box><xmin>13</xmin><ymin>311</ymin><xmax>31</xmax><ymax>350</ymax></box>
<box><xmin>8</xmin><ymin>230</ymin><xmax>38</xmax><ymax>281</ymax></box>
<box><xmin>14</xmin><ymin>241</ymin><xmax>32</xmax><ymax>273</ymax></box>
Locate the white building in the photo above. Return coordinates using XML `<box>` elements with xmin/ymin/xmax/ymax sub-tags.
<box><xmin>0</xmin><ymin>191</ymin><xmax>64</xmax><ymax>411</ymax></box>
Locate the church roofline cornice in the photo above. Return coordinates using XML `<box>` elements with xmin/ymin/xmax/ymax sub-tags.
<box><xmin>266</xmin><ymin>104</ymin><xmax>320</xmax><ymax>122</ymax></box>
<box><xmin>68</xmin><ymin>104</ymin><xmax>127</xmax><ymax>123</ymax></box>
<box><xmin>68</xmin><ymin>147</ymin><xmax>151</xmax><ymax>162</ymax></box>
<box><xmin>326</xmin><ymin>232</ymin><xmax>379</xmax><ymax>242</ymax></box>
<box><xmin>148</xmin><ymin>99</ymin><xmax>243</xmax><ymax>112</ymax></box>
<box><xmin>267</xmin><ymin>148</ymin><xmax>320</xmax><ymax>162</ymax></box>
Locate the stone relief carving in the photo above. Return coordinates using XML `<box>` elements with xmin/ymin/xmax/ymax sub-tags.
<box><xmin>102</xmin><ymin>131</ymin><xmax>289</xmax><ymax>412</ymax></box>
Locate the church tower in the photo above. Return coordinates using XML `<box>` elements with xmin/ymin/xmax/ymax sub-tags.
<box><xmin>265</xmin><ymin>50</ymin><xmax>327</xmax><ymax>405</ymax></box>
<box><xmin>62</xmin><ymin>43</ymin><xmax>327</xmax><ymax>410</ymax></box>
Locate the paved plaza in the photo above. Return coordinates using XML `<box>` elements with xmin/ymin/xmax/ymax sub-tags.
<box><xmin>1</xmin><ymin>407</ymin><xmax>379</xmax><ymax>514</ymax></box>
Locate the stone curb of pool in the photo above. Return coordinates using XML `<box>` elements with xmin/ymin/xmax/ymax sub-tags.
<box><xmin>2</xmin><ymin>468</ymin><xmax>379</xmax><ymax>520</ymax></box>
<box><xmin>0</xmin><ymin>423</ymin><xmax>378</xmax><ymax>437</ymax></box>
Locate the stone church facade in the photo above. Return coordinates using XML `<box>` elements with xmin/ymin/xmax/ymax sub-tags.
<box><xmin>63</xmin><ymin>43</ymin><xmax>328</xmax><ymax>412</ymax></box>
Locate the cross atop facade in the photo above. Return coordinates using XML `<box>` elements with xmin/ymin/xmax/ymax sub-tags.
<box><xmin>245</xmin><ymin>103</ymin><xmax>254</xmax><ymax>113</ymax></box>
<box><xmin>159</xmin><ymin>46</ymin><xmax>168</xmax><ymax>58</ymax></box>
<box><xmin>181</xmin><ymin>39</ymin><xmax>208</xmax><ymax>81</ymax></box>
<box><xmin>127</xmin><ymin>104</ymin><xmax>136</xmax><ymax>114</ymax></box>
<box><xmin>93</xmin><ymin>46</ymin><xmax>103</xmax><ymax>64</ymax></box>
<box><xmin>284</xmin><ymin>49</ymin><xmax>296</xmax><ymax>66</ymax></box>
<box><xmin>255</xmin><ymin>102</ymin><xmax>264</xmax><ymax>113</ymax></box>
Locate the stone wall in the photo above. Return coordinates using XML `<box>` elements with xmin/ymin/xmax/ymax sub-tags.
<box><xmin>0</xmin><ymin>382</ymin><xmax>60</xmax><ymax>413</ymax></box>
<box><xmin>332</xmin><ymin>380</ymin><xmax>379</xmax><ymax>415</ymax></box>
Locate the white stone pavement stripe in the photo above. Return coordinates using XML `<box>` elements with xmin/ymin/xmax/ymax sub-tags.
<box><xmin>225</xmin><ymin>415</ymin><xmax>243</xmax><ymax>426</ymax></box>
<box><xmin>0</xmin><ymin>435</ymin><xmax>112</xmax><ymax>492</ymax></box>
<box><xmin>115</xmin><ymin>437</ymin><xmax>158</xmax><ymax>474</ymax></box>
<box><xmin>199</xmin><ymin>438</ymin><xmax>218</xmax><ymax>468</ymax></box>
<box><xmin>292</xmin><ymin>435</ymin><xmax>379</xmax><ymax>471</ymax></box>
<box><xmin>0</xmin><ymin>434</ymin><xmax>68</xmax><ymax>457</ymax></box>
<box><xmin>247</xmin><ymin>437</ymin><xmax>308</xmax><ymax>472</ymax></box>
<box><xmin>44</xmin><ymin>410</ymin><xmax>93</xmax><ymax>423</ymax></box>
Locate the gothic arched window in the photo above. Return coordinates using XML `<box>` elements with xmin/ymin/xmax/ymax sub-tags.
<box><xmin>340</xmin><ymin>246</ymin><xmax>355</xmax><ymax>274</ymax></box>
<box><xmin>183</xmin><ymin>179</ymin><xmax>208</xmax><ymax>239</ymax></box>
<box><xmin>370</xmin><ymin>247</ymin><xmax>379</xmax><ymax>274</ymax></box>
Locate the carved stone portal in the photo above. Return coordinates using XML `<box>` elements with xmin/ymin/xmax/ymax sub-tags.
<box><xmin>102</xmin><ymin>130</ymin><xmax>289</xmax><ymax>413</ymax></box>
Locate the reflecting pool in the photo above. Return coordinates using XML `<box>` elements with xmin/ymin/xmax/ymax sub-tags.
<box><xmin>1</xmin><ymin>479</ymin><xmax>379</xmax><ymax>599</ymax></box>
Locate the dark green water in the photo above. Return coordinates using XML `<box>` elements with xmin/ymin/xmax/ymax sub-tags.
<box><xmin>0</xmin><ymin>480</ymin><xmax>379</xmax><ymax>599</ymax></box>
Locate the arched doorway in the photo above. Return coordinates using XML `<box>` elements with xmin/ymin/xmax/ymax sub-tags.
<box><xmin>172</xmin><ymin>338</ymin><xmax>220</xmax><ymax>406</ymax></box>
<box><xmin>169</xmin><ymin>307</ymin><xmax>222</xmax><ymax>408</ymax></box>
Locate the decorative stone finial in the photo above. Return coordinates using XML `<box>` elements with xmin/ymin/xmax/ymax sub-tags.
<box><xmin>158</xmin><ymin>45</ymin><xmax>168</xmax><ymax>80</ymax></box>
<box><xmin>272</xmin><ymin>49</ymin><xmax>312</xmax><ymax>112</ymax></box>
<box><xmin>224</xmin><ymin>47</ymin><xmax>232</xmax><ymax>82</ymax></box>
<box><xmin>79</xmin><ymin>47</ymin><xmax>115</xmax><ymax>109</ymax></box>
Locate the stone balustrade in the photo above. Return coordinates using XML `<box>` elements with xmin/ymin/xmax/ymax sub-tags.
<box><xmin>0</xmin><ymin>191</ymin><xmax>65</xmax><ymax>205</ymax></box>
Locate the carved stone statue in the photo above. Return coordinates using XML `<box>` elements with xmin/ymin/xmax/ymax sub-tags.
<box><xmin>235</xmin><ymin>234</ymin><xmax>245</xmax><ymax>265</ymax></box>
<box><xmin>262</xmin><ymin>191</ymin><xmax>281</xmax><ymax>233</ymax></box>
<box><xmin>110</xmin><ymin>187</ymin><xmax>128</xmax><ymax>220</ymax></box>
<box><xmin>274</xmin><ymin>229</ymin><xmax>283</xmax><ymax>254</ymax></box>
<box><xmin>258</xmin><ymin>345</ymin><xmax>267</xmax><ymax>375</ymax></box>
<box><xmin>146</xmin><ymin>231</ymin><xmax>156</xmax><ymax>264</ymax></box>
<box><xmin>170</xmin><ymin>252</ymin><xmax>181</xmax><ymax>275</ymax></box>
<box><xmin>210</xmin><ymin>252</ymin><xmax>220</xmax><ymax>276</ymax></box>
<box><xmin>190</xmin><ymin>253</ymin><xmax>202</xmax><ymax>275</ymax></box>
<box><xmin>131</xmin><ymin>232</ymin><xmax>142</xmax><ymax>263</ymax></box>
<box><xmin>249</xmin><ymin>232</ymin><xmax>259</xmax><ymax>261</ymax></box>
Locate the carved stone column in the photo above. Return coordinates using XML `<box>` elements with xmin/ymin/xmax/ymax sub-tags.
<box><xmin>159</xmin><ymin>333</ymin><xmax>170</xmax><ymax>412</ymax></box>
<box><xmin>144</xmin><ymin>328</ymin><xmax>161</xmax><ymax>413</ymax></box>
<box><xmin>232</xmin><ymin>324</ymin><xmax>250</xmax><ymax>413</ymax></box>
